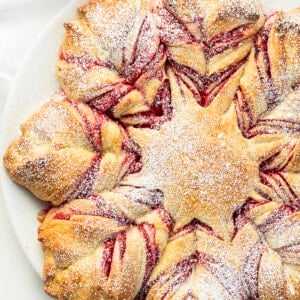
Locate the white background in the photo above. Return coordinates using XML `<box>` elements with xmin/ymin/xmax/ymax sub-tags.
<box><xmin>0</xmin><ymin>0</ymin><xmax>299</xmax><ymax>299</ymax></box>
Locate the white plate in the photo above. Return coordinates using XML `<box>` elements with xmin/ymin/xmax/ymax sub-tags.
<box><xmin>0</xmin><ymin>0</ymin><xmax>299</xmax><ymax>280</ymax></box>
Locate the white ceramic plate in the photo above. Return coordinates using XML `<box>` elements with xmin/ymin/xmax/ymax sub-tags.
<box><xmin>0</xmin><ymin>0</ymin><xmax>299</xmax><ymax>280</ymax></box>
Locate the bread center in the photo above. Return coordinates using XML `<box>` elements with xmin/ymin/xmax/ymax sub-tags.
<box><xmin>123</xmin><ymin>103</ymin><xmax>259</xmax><ymax>240</ymax></box>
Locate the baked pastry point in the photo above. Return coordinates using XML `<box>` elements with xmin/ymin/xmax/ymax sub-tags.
<box><xmin>3</xmin><ymin>0</ymin><xmax>300</xmax><ymax>299</ymax></box>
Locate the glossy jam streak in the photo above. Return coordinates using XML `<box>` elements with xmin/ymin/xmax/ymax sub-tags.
<box><xmin>53</xmin><ymin>211</ymin><xmax>71</xmax><ymax>220</ymax></box>
<box><xmin>102</xmin><ymin>237</ymin><xmax>116</xmax><ymax>277</ymax></box>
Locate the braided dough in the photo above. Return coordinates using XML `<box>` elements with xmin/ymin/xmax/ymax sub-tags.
<box><xmin>3</xmin><ymin>0</ymin><xmax>300</xmax><ymax>299</ymax></box>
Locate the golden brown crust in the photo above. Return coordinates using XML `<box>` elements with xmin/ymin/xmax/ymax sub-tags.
<box><xmin>3</xmin><ymin>93</ymin><xmax>135</xmax><ymax>205</ymax></box>
<box><xmin>39</xmin><ymin>189</ymin><xmax>172</xmax><ymax>300</ymax></box>
<box><xmin>3</xmin><ymin>0</ymin><xmax>300</xmax><ymax>299</ymax></box>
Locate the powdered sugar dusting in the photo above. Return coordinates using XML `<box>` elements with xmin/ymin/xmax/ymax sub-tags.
<box><xmin>122</xmin><ymin>94</ymin><xmax>259</xmax><ymax>239</ymax></box>
<box><xmin>3</xmin><ymin>0</ymin><xmax>300</xmax><ymax>298</ymax></box>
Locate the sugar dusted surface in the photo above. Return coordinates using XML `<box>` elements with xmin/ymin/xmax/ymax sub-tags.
<box><xmin>3</xmin><ymin>0</ymin><xmax>300</xmax><ymax>299</ymax></box>
<box><xmin>122</xmin><ymin>88</ymin><xmax>259</xmax><ymax>239</ymax></box>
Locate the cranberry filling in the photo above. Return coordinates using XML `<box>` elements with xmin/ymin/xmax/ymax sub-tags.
<box><xmin>171</xmin><ymin>218</ymin><xmax>219</xmax><ymax>239</ymax></box>
<box><xmin>123</xmin><ymin>17</ymin><xmax>160</xmax><ymax>84</ymax></box>
<box><xmin>90</xmin><ymin>194</ymin><xmax>134</xmax><ymax>225</ymax></box>
<box><xmin>170</xmin><ymin>59</ymin><xmax>204</xmax><ymax>104</ymax></box>
<box><xmin>246</xmin><ymin>119</ymin><xmax>300</xmax><ymax>138</ymax></box>
<box><xmin>232</xmin><ymin>198</ymin><xmax>269</xmax><ymax>238</ymax></box>
<box><xmin>123</xmin><ymin>43</ymin><xmax>166</xmax><ymax>85</ymax></box>
<box><xmin>89</xmin><ymin>83</ymin><xmax>133</xmax><ymax>112</ymax></box>
<box><xmin>160</xmin><ymin>255</ymin><xmax>197</xmax><ymax>300</ymax></box>
<box><xmin>209</xmin><ymin>24</ymin><xmax>252</xmax><ymax>48</ymax></box>
<box><xmin>260</xmin><ymin>143</ymin><xmax>296</xmax><ymax>172</ymax></box>
<box><xmin>207</xmin><ymin>24</ymin><xmax>252</xmax><ymax>57</ymax></box>
<box><xmin>102</xmin><ymin>237</ymin><xmax>116</xmax><ymax>277</ymax></box>
<box><xmin>204</xmin><ymin>58</ymin><xmax>247</xmax><ymax>106</ymax></box>
<box><xmin>137</xmin><ymin>254</ymin><xmax>196</xmax><ymax>300</ymax></box>
<box><xmin>254</xmin><ymin>16</ymin><xmax>279</xmax><ymax>106</ymax></box>
<box><xmin>138</xmin><ymin>223</ymin><xmax>159</xmax><ymax>284</ymax></box>
<box><xmin>208</xmin><ymin>38</ymin><xmax>251</xmax><ymax>58</ymax></box>
<box><xmin>293</xmin><ymin>82</ymin><xmax>300</xmax><ymax>90</ymax></box>
<box><xmin>53</xmin><ymin>193</ymin><xmax>135</xmax><ymax>224</ymax></box>
<box><xmin>65</xmin><ymin>99</ymin><xmax>144</xmax><ymax>199</ymax></box>
<box><xmin>277</xmin><ymin>243</ymin><xmax>300</xmax><ymax>261</ymax></box>
<box><xmin>59</xmin><ymin>51</ymin><xmax>113</xmax><ymax>71</ymax></box>
<box><xmin>135</xmin><ymin>44</ymin><xmax>166</xmax><ymax>82</ymax></box>
<box><xmin>52</xmin><ymin>206</ymin><xmax>106</xmax><ymax>220</ymax></box>
<box><xmin>242</xmin><ymin>242</ymin><xmax>265</xmax><ymax>299</ymax></box>
<box><xmin>53</xmin><ymin>211</ymin><xmax>71</xmax><ymax>220</ymax></box>
<box><xmin>116</xmin><ymin>231</ymin><xmax>127</xmax><ymax>261</ymax></box>
<box><xmin>156</xmin><ymin>6</ymin><xmax>195</xmax><ymax>45</ymax></box>
<box><xmin>157</xmin><ymin>207</ymin><xmax>173</xmax><ymax>232</ymax></box>
<box><xmin>66</xmin><ymin>99</ymin><xmax>103</xmax><ymax>152</ymax></box>
<box><xmin>254</xmin><ymin>19</ymin><xmax>273</xmax><ymax>80</ymax></box>
<box><xmin>171</xmin><ymin>57</ymin><xmax>247</xmax><ymax>107</ymax></box>
<box><xmin>235</xmin><ymin>87</ymin><xmax>254</xmax><ymax>133</ymax></box>
<box><xmin>123</xmin><ymin>153</ymin><xmax>142</xmax><ymax>175</ymax></box>
<box><xmin>260</xmin><ymin>171</ymin><xmax>299</xmax><ymax>207</ymax></box>
<box><xmin>117</xmin><ymin>185</ymin><xmax>164</xmax><ymax>209</ymax></box>
<box><xmin>201</xmin><ymin>58</ymin><xmax>247</xmax><ymax>107</ymax></box>
<box><xmin>122</xmin><ymin>138</ymin><xmax>143</xmax><ymax>175</ymax></box>
<box><xmin>67</xmin><ymin>156</ymin><xmax>101</xmax><ymax>201</ymax></box>
<box><xmin>197</xmin><ymin>251</ymin><xmax>248</xmax><ymax>299</ymax></box>
<box><xmin>258</xmin><ymin>204</ymin><xmax>296</xmax><ymax>233</ymax></box>
<box><xmin>123</xmin><ymin>80</ymin><xmax>173</xmax><ymax>128</ymax></box>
